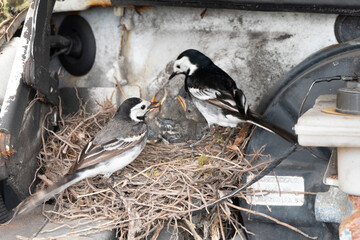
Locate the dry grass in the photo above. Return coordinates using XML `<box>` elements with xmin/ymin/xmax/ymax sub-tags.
<box><xmin>29</xmin><ymin>97</ymin><xmax>316</xmax><ymax>239</ymax></box>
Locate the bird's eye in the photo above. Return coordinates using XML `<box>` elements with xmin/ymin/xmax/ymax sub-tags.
<box><xmin>176</xmin><ymin>65</ymin><xmax>180</xmax><ymax>69</ymax></box>
<box><xmin>141</xmin><ymin>105</ymin><xmax>146</xmax><ymax>110</ymax></box>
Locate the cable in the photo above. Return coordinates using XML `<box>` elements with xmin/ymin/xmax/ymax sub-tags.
<box><xmin>298</xmin><ymin>75</ymin><xmax>359</xmax><ymax>118</ymax></box>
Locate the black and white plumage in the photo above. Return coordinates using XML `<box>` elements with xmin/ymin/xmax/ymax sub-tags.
<box><xmin>169</xmin><ymin>49</ymin><xmax>297</xmax><ymax>144</ymax></box>
<box><xmin>14</xmin><ymin>97</ymin><xmax>155</xmax><ymax>216</ymax></box>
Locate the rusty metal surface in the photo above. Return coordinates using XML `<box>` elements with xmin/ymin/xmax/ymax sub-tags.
<box><xmin>0</xmin><ymin>132</ymin><xmax>14</xmax><ymax>158</ymax></box>
<box><xmin>340</xmin><ymin>195</ymin><xmax>360</xmax><ymax>240</ymax></box>
<box><xmin>340</xmin><ymin>212</ymin><xmax>360</xmax><ymax>240</ymax></box>
<box><xmin>0</xmin><ymin>132</ymin><xmax>10</xmax><ymax>179</ymax></box>
<box><xmin>349</xmin><ymin>195</ymin><xmax>360</xmax><ymax>210</ymax></box>
<box><xmin>88</xmin><ymin>0</ymin><xmax>111</xmax><ymax>7</ymax></box>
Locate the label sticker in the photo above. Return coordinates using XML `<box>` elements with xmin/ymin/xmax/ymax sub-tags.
<box><xmin>246</xmin><ymin>176</ymin><xmax>305</xmax><ymax>206</ymax></box>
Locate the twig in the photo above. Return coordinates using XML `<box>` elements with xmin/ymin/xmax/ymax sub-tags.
<box><xmin>217</xmin><ymin>199</ymin><xmax>226</xmax><ymax>240</ymax></box>
<box><xmin>184</xmin><ymin>219</ymin><xmax>202</xmax><ymax>240</ymax></box>
<box><xmin>114</xmin><ymin>76</ymin><xmax>127</xmax><ymax>99</ymax></box>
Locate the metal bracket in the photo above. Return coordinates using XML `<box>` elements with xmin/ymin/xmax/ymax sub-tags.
<box><xmin>23</xmin><ymin>0</ymin><xmax>58</xmax><ymax>105</ymax></box>
<box><xmin>0</xmin><ymin>0</ymin><xmax>57</xmax><ymax>203</ymax></box>
<box><xmin>323</xmin><ymin>149</ymin><xmax>339</xmax><ymax>186</ymax></box>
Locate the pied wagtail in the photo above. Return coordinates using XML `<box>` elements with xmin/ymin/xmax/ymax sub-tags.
<box><xmin>14</xmin><ymin>97</ymin><xmax>158</xmax><ymax>216</ymax></box>
<box><xmin>169</xmin><ymin>49</ymin><xmax>297</xmax><ymax>145</ymax></box>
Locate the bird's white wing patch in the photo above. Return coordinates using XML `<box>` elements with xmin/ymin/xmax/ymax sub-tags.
<box><xmin>242</xmin><ymin>94</ymin><xmax>248</xmax><ymax>114</ymax></box>
<box><xmin>104</xmin><ymin>132</ymin><xmax>146</xmax><ymax>151</ymax></box>
<box><xmin>189</xmin><ymin>87</ymin><xmax>220</xmax><ymax>100</ymax></box>
<box><xmin>80</xmin><ymin>131</ymin><xmax>146</xmax><ymax>162</ymax></box>
<box><xmin>223</xmin><ymin>99</ymin><xmax>236</xmax><ymax>106</ymax></box>
<box><xmin>83</xmin><ymin>141</ymin><xmax>93</xmax><ymax>154</ymax></box>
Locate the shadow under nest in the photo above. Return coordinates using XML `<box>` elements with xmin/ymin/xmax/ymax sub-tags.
<box><xmin>30</xmin><ymin>97</ymin><xmax>274</xmax><ymax>240</ymax></box>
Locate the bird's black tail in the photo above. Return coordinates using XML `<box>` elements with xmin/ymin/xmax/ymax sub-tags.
<box><xmin>246</xmin><ymin>110</ymin><xmax>298</xmax><ymax>144</ymax></box>
<box><xmin>12</xmin><ymin>173</ymin><xmax>82</xmax><ymax>218</ymax></box>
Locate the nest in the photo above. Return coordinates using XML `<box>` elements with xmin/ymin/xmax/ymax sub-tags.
<box><xmin>29</xmin><ymin>97</ymin><xmax>316</xmax><ymax>240</ymax></box>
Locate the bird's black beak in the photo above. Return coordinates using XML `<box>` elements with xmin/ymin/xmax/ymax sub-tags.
<box><xmin>169</xmin><ymin>72</ymin><xmax>177</xmax><ymax>80</ymax></box>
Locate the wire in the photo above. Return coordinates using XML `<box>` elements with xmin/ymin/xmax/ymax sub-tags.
<box><xmin>298</xmin><ymin>76</ymin><xmax>340</xmax><ymax>118</ymax></box>
<box><xmin>298</xmin><ymin>75</ymin><xmax>359</xmax><ymax>118</ymax></box>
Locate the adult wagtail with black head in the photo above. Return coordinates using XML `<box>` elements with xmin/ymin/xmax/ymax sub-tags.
<box><xmin>13</xmin><ymin>97</ymin><xmax>159</xmax><ymax>217</ymax></box>
<box><xmin>169</xmin><ymin>49</ymin><xmax>297</xmax><ymax>146</ymax></box>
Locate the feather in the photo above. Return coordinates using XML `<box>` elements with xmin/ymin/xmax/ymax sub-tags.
<box><xmin>13</xmin><ymin>173</ymin><xmax>81</xmax><ymax>217</ymax></box>
<box><xmin>71</xmin><ymin>130</ymin><xmax>147</xmax><ymax>172</ymax></box>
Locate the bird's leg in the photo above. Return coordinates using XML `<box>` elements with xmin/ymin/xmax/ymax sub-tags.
<box><xmin>111</xmin><ymin>169</ymin><xmax>125</xmax><ymax>181</ymax></box>
<box><xmin>222</xmin><ymin>127</ymin><xmax>235</xmax><ymax>158</ymax></box>
<box><xmin>103</xmin><ymin>174</ymin><xmax>122</xmax><ymax>199</ymax></box>
<box><xmin>208</xmin><ymin>125</ymin><xmax>216</xmax><ymax>135</ymax></box>
<box><xmin>189</xmin><ymin>125</ymin><xmax>215</xmax><ymax>158</ymax></box>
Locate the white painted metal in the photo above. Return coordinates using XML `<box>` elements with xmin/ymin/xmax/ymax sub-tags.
<box><xmin>54</xmin><ymin>6</ymin><xmax>337</xmax><ymax>108</ymax></box>
<box><xmin>53</xmin><ymin>0</ymin><xmax>111</xmax><ymax>12</ymax></box>
<box><xmin>0</xmin><ymin>37</ymin><xmax>20</xmax><ymax>108</ymax></box>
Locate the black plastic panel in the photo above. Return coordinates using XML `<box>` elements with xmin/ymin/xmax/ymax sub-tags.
<box><xmin>241</xmin><ymin>40</ymin><xmax>360</xmax><ymax>239</ymax></box>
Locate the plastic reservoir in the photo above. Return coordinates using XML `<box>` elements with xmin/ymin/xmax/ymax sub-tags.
<box><xmin>295</xmin><ymin>94</ymin><xmax>360</xmax><ymax>195</ymax></box>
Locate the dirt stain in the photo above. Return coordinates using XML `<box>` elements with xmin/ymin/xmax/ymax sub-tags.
<box><xmin>274</xmin><ymin>33</ymin><xmax>293</xmax><ymax>41</ymax></box>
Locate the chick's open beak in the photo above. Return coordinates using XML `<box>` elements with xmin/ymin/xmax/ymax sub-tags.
<box><xmin>149</xmin><ymin>89</ymin><xmax>168</xmax><ymax>111</ymax></box>
<box><xmin>176</xmin><ymin>96</ymin><xmax>187</xmax><ymax>112</ymax></box>
<box><xmin>149</xmin><ymin>100</ymin><xmax>160</xmax><ymax>111</ymax></box>
<box><xmin>169</xmin><ymin>72</ymin><xmax>177</xmax><ymax>80</ymax></box>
